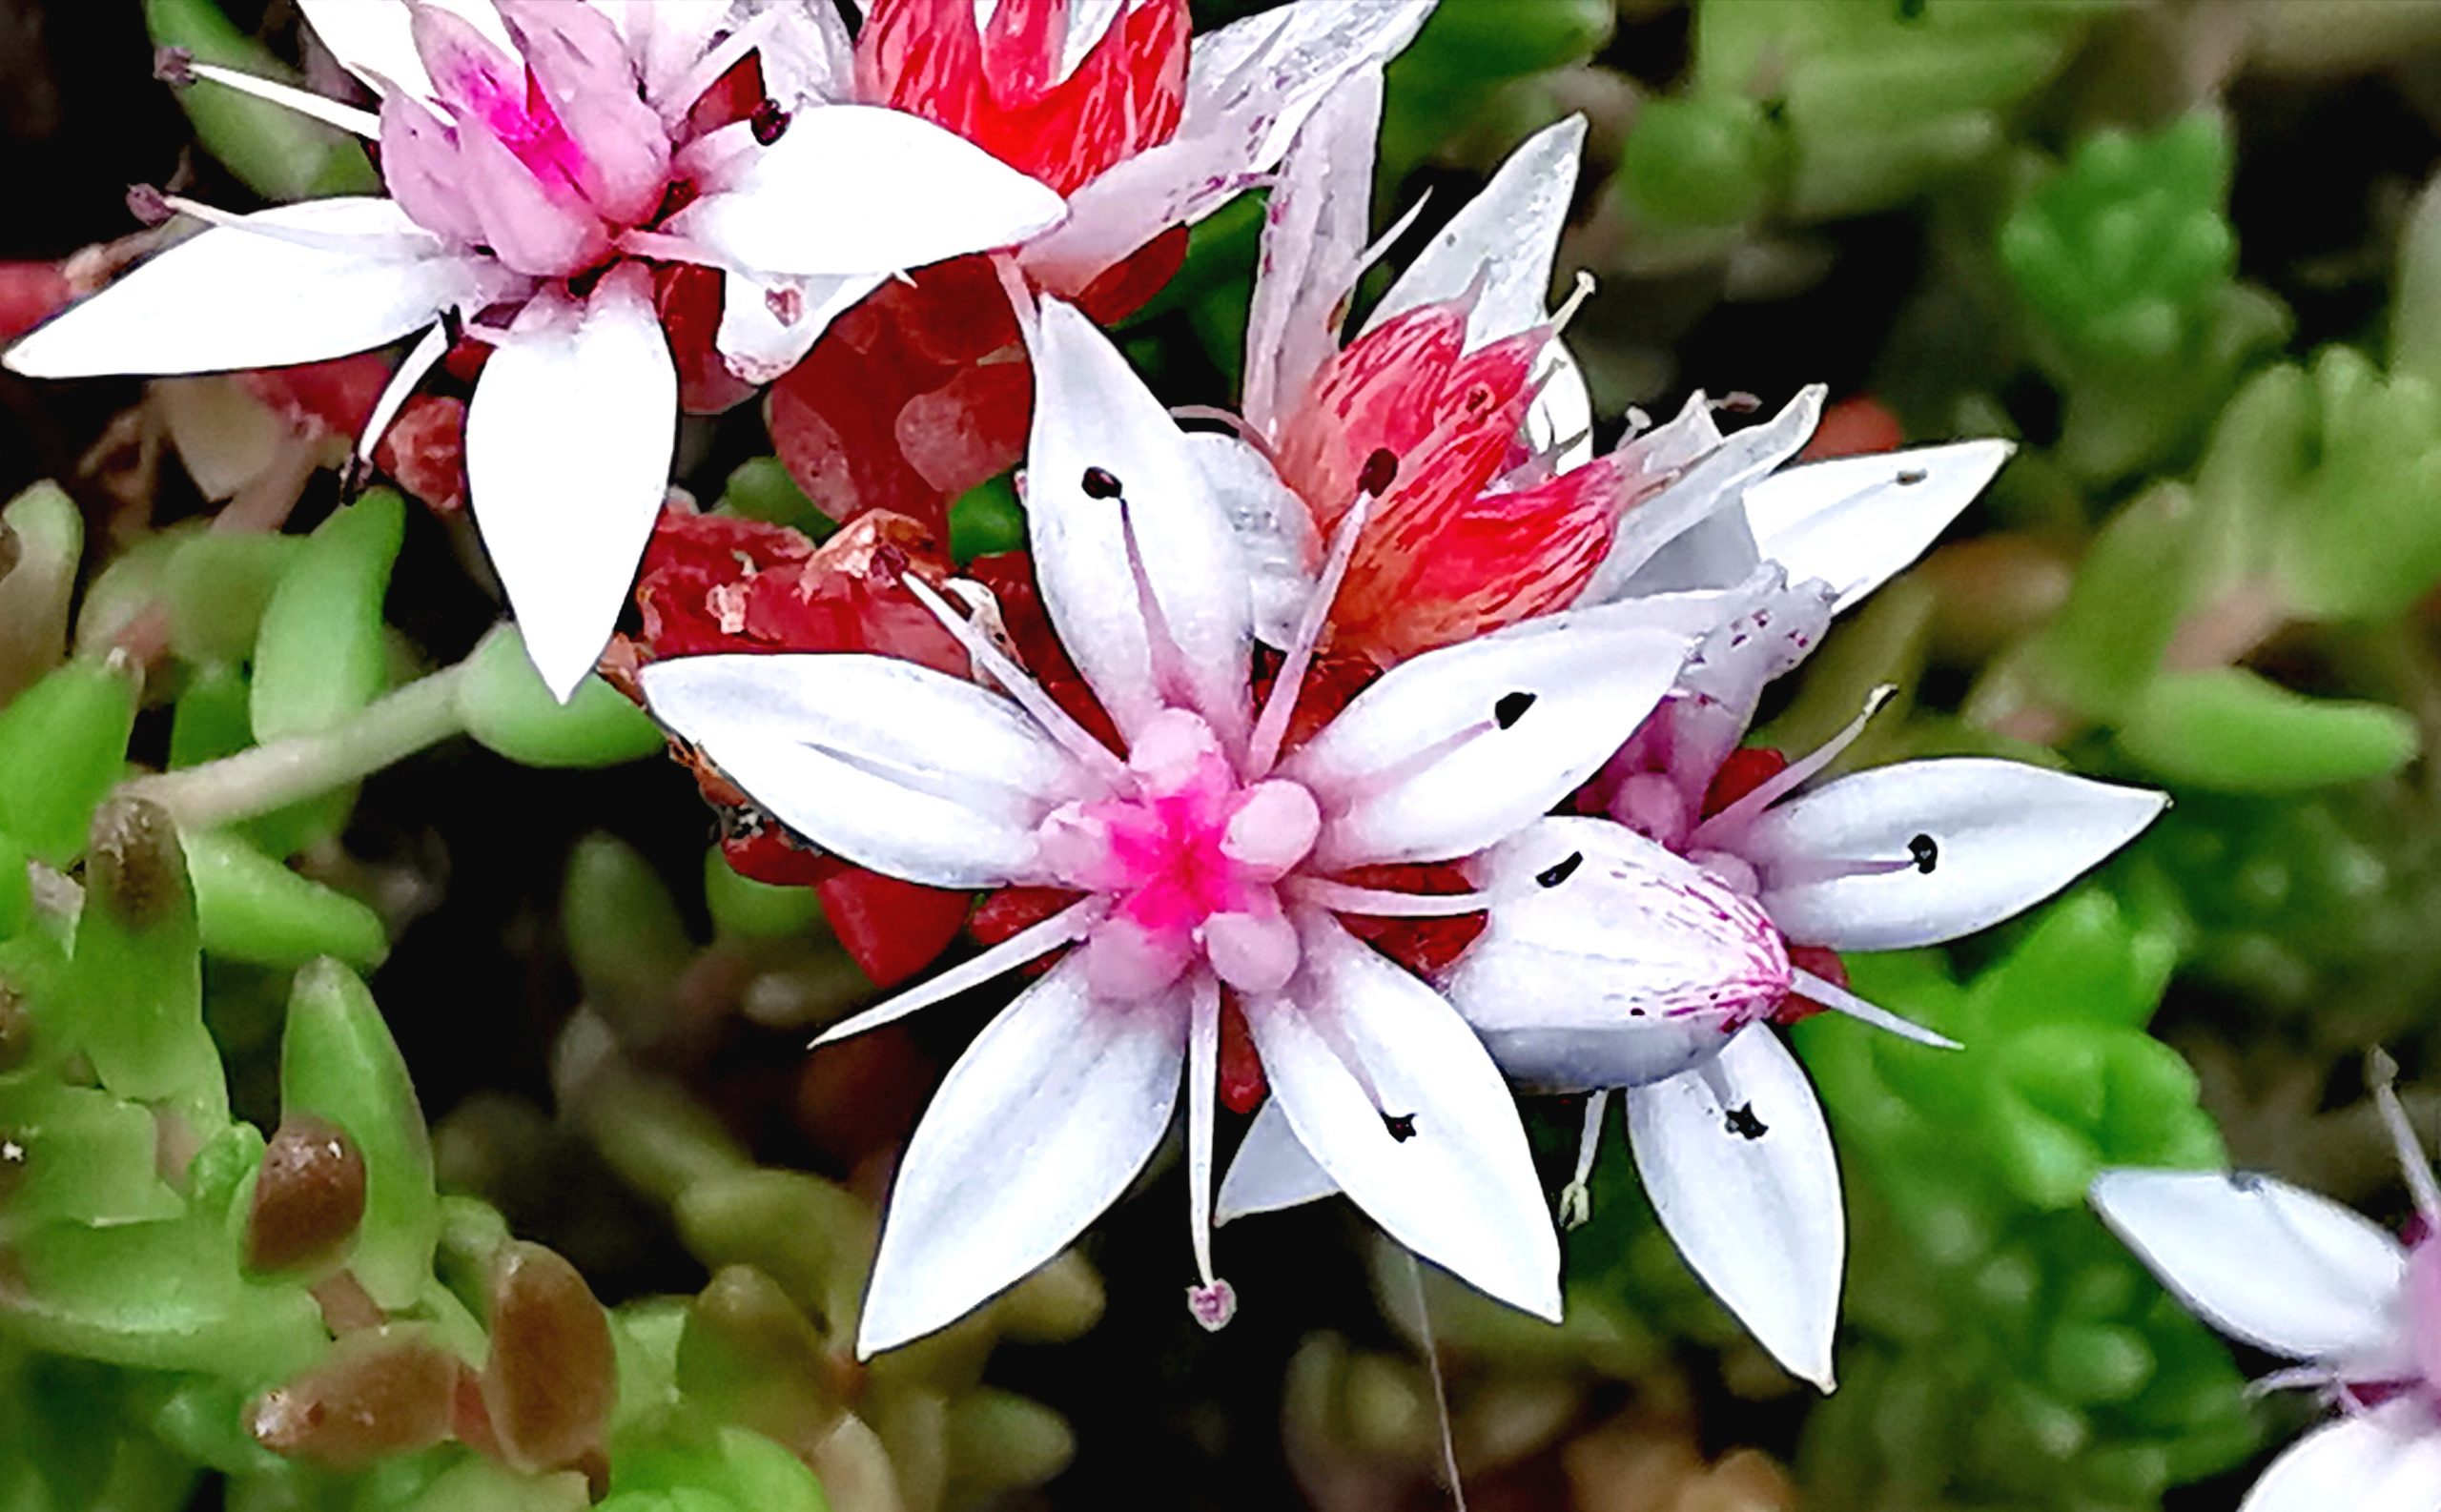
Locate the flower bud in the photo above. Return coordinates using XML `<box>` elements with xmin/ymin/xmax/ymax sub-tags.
<box><xmin>248</xmin><ymin>1328</ymin><xmax>456</xmax><ymax>1469</ymax></box>
<box><xmin>244</xmin><ymin>1114</ymin><xmax>367</xmax><ymax>1276</ymax></box>
<box><xmin>480</xmin><ymin>1241</ymin><xmax>617</xmax><ymax>1473</ymax></box>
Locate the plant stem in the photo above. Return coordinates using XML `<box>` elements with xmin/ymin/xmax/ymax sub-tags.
<box><xmin>117</xmin><ymin>644</ymin><xmax>484</xmax><ymax>828</ymax></box>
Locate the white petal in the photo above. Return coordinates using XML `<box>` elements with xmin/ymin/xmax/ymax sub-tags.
<box><xmin>1188</xmin><ymin>431</ymin><xmax>1317</xmax><ymax>648</ymax></box>
<box><xmin>1444</xmin><ymin>819</ymin><xmax>1786</xmax><ymax>1093</ymax></box>
<box><xmin>1024</xmin><ymin>0</ymin><xmax>1432</xmax><ymax>287</ymax></box>
<box><xmin>4</xmin><ymin>200</ymin><xmax>475</xmax><ymax>379</ymax></box>
<box><xmin>1215</xmin><ymin>1098</ymin><xmax>1344</xmax><ymax>1220</ymax></box>
<box><xmin>1627</xmin><ymin>1027</ymin><xmax>1844</xmax><ymax>1391</ymax></box>
<box><xmin>744</xmin><ymin>0</ymin><xmax>859</xmax><ymax>109</ymax></box>
<box><xmin>297</xmin><ymin>0</ymin><xmax>512</xmax><ymax>100</ymax></box>
<box><xmin>1666</xmin><ymin>568</ymin><xmax>1836</xmax><ymax>787</ymax></box>
<box><xmin>715</xmin><ymin>270</ymin><xmax>885</xmax><ymax>385</ymax></box>
<box><xmin>1284</xmin><ymin>621</ymin><xmax>1692</xmax><ymax>868</ymax></box>
<box><xmin>1366</xmin><ymin>114</ymin><xmax>1587</xmax><ymax>351</ymax></box>
<box><xmin>857</xmin><ymin>954</ymin><xmax>1186</xmax><ymax>1356</ymax></box>
<box><xmin>1741</xmin><ymin>759</ymin><xmax>2169</xmax><ymax>951</ymax></box>
<box><xmin>1527</xmin><ymin>339</ymin><xmax>1595</xmax><ymax>474</ymax></box>
<box><xmin>1023</xmin><ymin>299</ymin><xmax>1254</xmax><ymax>746</ymax></box>
<box><xmin>640</xmin><ymin>652</ymin><xmax>1085</xmax><ymax>889</ymax></box>
<box><xmin>668</xmin><ymin>109</ymin><xmax>1066</xmax><ymax>278</ymax></box>
<box><xmin>1242</xmin><ymin>68</ymin><xmax>1383</xmax><ymax>438</ymax></box>
<box><xmin>1245</xmin><ymin>915</ymin><xmax>1561</xmax><ymax>1319</ymax></box>
<box><xmin>1577</xmin><ymin>387</ymin><xmax>1825</xmax><ymax>605</ymax></box>
<box><xmin>2090</xmin><ymin>1168</ymin><xmax>2409</xmax><ymax>1365</ymax></box>
<box><xmin>2239</xmin><ymin>1400</ymin><xmax>2441</xmax><ymax>1512</ymax></box>
<box><xmin>465</xmin><ymin>266</ymin><xmax>675</xmax><ymax>701</ymax></box>
<box><xmin>1742</xmin><ymin>440</ymin><xmax>2015</xmax><ymax>612</ymax></box>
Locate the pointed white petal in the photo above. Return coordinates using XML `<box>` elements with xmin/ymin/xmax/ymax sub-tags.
<box><xmin>1578</xmin><ymin>388</ymin><xmax>1824</xmax><ymax>605</ymax></box>
<box><xmin>1367</xmin><ymin>114</ymin><xmax>1587</xmax><ymax>350</ymax></box>
<box><xmin>1215</xmin><ymin>1098</ymin><xmax>1344</xmax><ymax>1220</ymax></box>
<box><xmin>297</xmin><ymin>0</ymin><xmax>511</xmax><ymax>100</ymax></box>
<box><xmin>1188</xmin><ymin>431</ymin><xmax>1317</xmax><ymax>648</ymax></box>
<box><xmin>1242</xmin><ymin>67</ymin><xmax>1383</xmax><ymax>437</ymax></box>
<box><xmin>857</xmin><ymin>954</ymin><xmax>1186</xmax><ymax>1356</ymax></box>
<box><xmin>465</xmin><ymin>266</ymin><xmax>674</xmax><ymax>701</ymax></box>
<box><xmin>5</xmin><ymin>200</ymin><xmax>474</xmax><ymax>378</ymax></box>
<box><xmin>1284</xmin><ymin>622</ymin><xmax>1692</xmax><ymax>869</ymax></box>
<box><xmin>1024</xmin><ymin>299</ymin><xmax>1254</xmax><ymax>745</ymax></box>
<box><xmin>1742</xmin><ymin>759</ymin><xmax>2168</xmax><ymax>951</ymax></box>
<box><xmin>714</xmin><ymin>270</ymin><xmax>885</xmax><ymax>385</ymax></box>
<box><xmin>1444</xmin><ymin>819</ymin><xmax>1787</xmax><ymax>1093</ymax></box>
<box><xmin>1627</xmin><ymin>1027</ymin><xmax>1844</xmax><ymax>1391</ymax></box>
<box><xmin>1245</xmin><ymin>914</ymin><xmax>1561</xmax><ymax>1320</ymax></box>
<box><xmin>668</xmin><ymin>109</ymin><xmax>1066</xmax><ymax>279</ymax></box>
<box><xmin>1528</xmin><ymin>339</ymin><xmax>1595</xmax><ymax>474</ymax></box>
<box><xmin>641</xmin><ymin>652</ymin><xmax>1085</xmax><ymax>889</ymax></box>
<box><xmin>1056</xmin><ymin>0</ymin><xmax>1128</xmax><ymax>80</ymax></box>
<box><xmin>187</xmin><ymin>63</ymin><xmax>379</xmax><ymax>136</ymax></box>
<box><xmin>1743</xmin><ymin>439</ymin><xmax>2015</xmax><ymax>612</ymax></box>
<box><xmin>2239</xmin><ymin>1400</ymin><xmax>2441</xmax><ymax>1512</ymax></box>
<box><xmin>2090</xmin><ymin>1168</ymin><xmax>2409</xmax><ymax>1365</ymax></box>
<box><xmin>1666</xmin><ymin>568</ymin><xmax>1836</xmax><ymax>788</ymax></box>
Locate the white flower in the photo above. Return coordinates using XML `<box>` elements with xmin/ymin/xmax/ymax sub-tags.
<box><xmin>3</xmin><ymin>0</ymin><xmax>1068</xmax><ymax>699</ymax></box>
<box><xmin>2092</xmin><ymin>1068</ymin><xmax>2441</xmax><ymax>1512</ymax></box>
<box><xmin>639</xmin><ymin>298</ymin><xmax>1703</xmax><ymax>1356</ymax></box>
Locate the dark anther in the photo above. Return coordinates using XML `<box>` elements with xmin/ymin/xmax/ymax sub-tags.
<box><xmin>1383</xmin><ymin>1113</ymin><xmax>1418</xmax><ymax>1143</ymax></box>
<box><xmin>1359</xmin><ymin>447</ymin><xmax>1400</xmax><ymax>497</ymax></box>
<box><xmin>338</xmin><ymin>455</ymin><xmax>371</xmax><ymax>503</ymax></box>
<box><xmin>440</xmin><ymin>307</ymin><xmax>466</xmax><ymax>348</ymax></box>
<box><xmin>1908</xmin><ymin>833</ymin><xmax>1939</xmax><ymax>873</ymax></box>
<box><xmin>1896</xmin><ymin>468</ymin><xmax>1928</xmax><ymax>486</ymax></box>
<box><xmin>125</xmin><ymin>184</ymin><xmax>173</xmax><ymax>228</ymax></box>
<box><xmin>1493</xmin><ymin>691</ymin><xmax>1536</xmax><ymax>729</ymax></box>
<box><xmin>749</xmin><ymin>99</ymin><xmax>791</xmax><ymax>145</ymax></box>
<box><xmin>871</xmin><ymin>542</ymin><xmax>910</xmax><ymax>586</ymax></box>
<box><xmin>1535</xmin><ymin>851</ymin><xmax>1585</xmax><ymax>889</ymax></box>
<box><xmin>1724</xmin><ymin>1103</ymin><xmax>1768</xmax><ymax>1141</ymax></box>
<box><xmin>1081</xmin><ymin>466</ymin><xmax>1124</xmax><ymax>500</ymax></box>
<box><xmin>153</xmin><ymin>46</ymin><xmax>195</xmax><ymax>86</ymax></box>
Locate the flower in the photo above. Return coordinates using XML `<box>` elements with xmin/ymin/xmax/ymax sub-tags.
<box><xmin>639</xmin><ymin>298</ymin><xmax>1702</xmax><ymax>1355</ymax></box>
<box><xmin>2092</xmin><ymin>1064</ymin><xmax>2441</xmax><ymax>1511</ymax></box>
<box><xmin>3</xmin><ymin>0</ymin><xmax>1069</xmax><ymax>699</ymax></box>
<box><xmin>766</xmin><ymin>0</ymin><xmax>1436</xmax><ymax>528</ymax></box>
<box><xmin>1219</xmin><ymin>486</ymin><xmax>2166</xmax><ymax>1394</ymax></box>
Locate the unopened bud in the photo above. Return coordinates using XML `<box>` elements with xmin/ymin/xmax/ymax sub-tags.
<box><xmin>480</xmin><ymin>1242</ymin><xmax>617</xmax><ymax>1472</ymax></box>
<box><xmin>245</xmin><ymin>1114</ymin><xmax>367</xmax><ymax>1275</ymax></box>
<box><xmin>248</xmin><ymin>1330</ymin><xmax>457</xmax><ymax>1469</ymax></box>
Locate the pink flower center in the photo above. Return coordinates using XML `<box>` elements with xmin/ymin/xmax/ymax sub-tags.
<box><xmin>1036</xmin><ymin>709</ymin><xmax>1319</xmax><ymax>1000</ymax></box>
<box><xmin>443</xmin><ymin>55</ymin><xmax>592</xmax><ymax>194</ymax></box>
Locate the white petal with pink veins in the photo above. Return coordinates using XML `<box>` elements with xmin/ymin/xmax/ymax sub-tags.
<box><xmin>1024</xmin><ymin>300</ymin><xmax>1256</xmax><ymax>746</ymax></box>
<box><xmin>667</xmin><ymin>110</ymin><xmax>1066</xmax><ymax>278</ymax></box>
<box><xmin>1283</xmin><ymin>622</ymin><xmax>1691</xmax><ymax>868</ymax></box>
<box><xmin>640</xmin><ymin>652</ymin><xmax>1088</xmax><ymax>889</ymax></box>
<box><xmin>1626</xmin><ymin>1026</ymin><xmax>1844</xmax><ymax>1391</ymax></box>
<box><xmin>857</xmin><ymin>953</ymin><xmax>1188</xmax><ymax>1357</ymax></box>
<box><xmin>1743</xmin><ymin>439</ymin><xmax>2016</xmax><ymax>612</ymax></box>
<box><xmin>1244</xmin><ymin>913</ymin><xmax>1561</xmax><ymax>1319</ymax></box>
<box><xmin>4</xmin><ymin>199</ymin><xmax>475</xmax><ymax>379</ymax></box>
<box><xmin>464</xmin><ymin>264</ymin><xmax>674</xmax><ymax>702</ymax></box>
<box><xmin>1242</xmin><ymin>68</ymin><xmax>1385</xmax><ymax>437</ymax></box>
<box><xmin>2238</xmin><ymin>1400</ymin><xmax>2441</xmax><ymax>1512</ymax></box>
<box><xmin>2090</xmin><ymin>1168</ymin><xmax>2409</xmax><ymax>1365</ymax></box>
<box><xmin>1739</xmin><ymin>759</ymin><xmax>2168</xmax><ymax>951</ymax></box>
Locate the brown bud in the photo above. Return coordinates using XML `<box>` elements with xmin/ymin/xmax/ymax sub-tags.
<box><xmin>87</xmin><ymin>797</ymin><xmax>185</xmax><ymax>930</ymax></box>
<box><xmin>245</xmin><ymin>1115</ymin><xmax>366</xmax><ymax>1275</ymax></box>
<box><xmin>480</xmin><ymin>1242</ymin><xmax>617</xmax><ymax>1473</ymax></box>
<box><xmin>248</xmin><ymin>1330</ymin><xmax>457</xmax><ymax>1470</ymax></box>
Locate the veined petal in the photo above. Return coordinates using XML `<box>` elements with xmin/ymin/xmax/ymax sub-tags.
<box><xmin>1024</xmin><ymin>299</ymin><xmax>1255</xmax><ymax>746</ymax></box>
<box><xmin>1666</xmin><ymin>568</ymin><xmax>1836</xmax><ymax>790</ymax></box>
<box><xmin>1285</xmin><ymin>621</ymin><xmax>1692</xmax><ymax>868</ymax></box>
<box><xmin>1366</xmin><ymin>113</ymin><xmax>1586</xmax><ymax>351</ymax></box>
<box><xmin>1245</xmin><ymin>913</ymin><xmax>1560</xmax><ymax>1319</ymax></box>
<box><xmin>1242</xmin><ymin>67</ymin><xmax>1383</xmax><ymax>438</ymax></box>
<box><xmin>640</xmin><ymin>652</ymin><xmax>1086</xmax><ymax>889</ymax></box>
<box><xmin>1743</xmin><ymin>439</ymin><xmax>2015</xmax><ymax>613</ymax></box>
<box><xmin>715</xmin><ymin>270</ymin><xmax>887</xmax><ymax>385</ymax></box>
<box><xmin>1626</xmin><ymin>1026</ymin><xmax>1844</xmax><ymax>1391</ymax></box>
<box><xmin>466</xmin><ymin>264</ymin><xmax>674</xmax><ymax>701</ymax></box>
<box><xmin>857</xmin><ymin>953</ymin><xmax>1187</xmax><ymax>1356</ymax></box>
<box><xmin>2238</xmin><ymin>1400</ymin><xmax>2441</xmax><ymax>1512</ymax></box>
<box><xmin>2090</xmin><ymin>1168</ymin><xmax>2409</xmax><ymax>1365</ymax></box>
<box><xmin>1742</xmin><ymin>759</ymin><xmax>2169</xmax><ymax>952</ymax></box>
<box><xmin>1577</xmin><ymin>387</ymin><xmax>1824</xmax><ymax>605</ymax></box>
<box><xmin>1215</xmin><ymin>1098</ymin><xmax>1343</xmax><ymax>1220</ymax></box>
<box><xmin>1444</xmin><ymin>818</ymin><xmax>1788</xmax><ymax>1093</ymax></box>
<box><xmin>667</xmin><ymin>109</ymin><xmax>1067</xmax><ymax>278</ymax></box>
<box><xmin>4</xmin><ymin>200</ymin><xmax>474</xmax><ymax>378</ymax></box>
<box><xmin>298</xmin><ymin>0</ymin><xmax>514</xmax><ymax>101</ymax></box>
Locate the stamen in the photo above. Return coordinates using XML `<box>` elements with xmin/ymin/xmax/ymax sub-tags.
<box><xmin>1285</xmin><ymin>879</ymin><xmax>1500</xmax><ymax>917</ymax></box>
<box><xmin>1324</xmin><ymin>717</ymin><xmax>1500</xmax><ymax>807</ymax></box>
<box><xmin>1754</xmin><ymin>852</ymin><xmax>1921</xmax><ymax>887</ymax></box>
<box><xmin>184</xmin><ymin>62</ymin><xmax>379</xmax><ymax>138</ymax></box>
<box><xmin>1403</xmin><ymin>1251</ymin><xmax>1470</xmax><ymax>1512</ymax></box>
<box><xmin>355</xmin><ymin>321</ymin><xmax>452</xmax><ymax>469</ymax></box>
<box><xmin>1689</xmin><ymin>685</ymin><xmax>1897</xmax><ymax>847</ymax></box>
<box><xmin>1724</xmin><ymin>1103</ymin><xmax>1768</xmax><ymax>1140</ymax></box>
<box><xmin>1556</xmin><ymin>1089</ymin><xmax>1610</xmax><ymax>1229</ymax></box>
<box><xmin>1534</xmin><ymin>851</ymin><xmax>1584</xmax><ymax>889</ymax></box>
<box><xmin>1185</xmin><ymin>976</ymin><xmax>1234</xmax><ymax>1329</ymax></box>
<box><xmin>658</xmin><ymin>8</ymin><xmax>787</xmax><ymax>133</ymax></box>
<box><xmin>2369</xmin><ymin>1050</ymin><xmax>2441</xmax><ymax>1229</ymax></box>
<box><xmin>125</xmin><ymin>184</ymin><xmax>173</xmax><ymax>228</ymax></box>
<box><xmin>1109</xmin><ymin>487</ymin><xmax>1200</xmax><ymax>717</ymax></box>
<box><xmin>1081</xmin><ymin>465</ymin><xmax>1123</xmax><ymax>499</ymax></box>
<box><xmin>1492</xmin><ymin>691</ymin><xmax>1536</xmax><ymax>729</ymax></box>
<box><xmin>1359</xmin><ymin>448</ymin><xmax>1400</xmax><ymax>498</ymax></box>
<box><xmin>1789</xmin><ymin>969</ymin><xmax>1960</xmax><ymax>1050</ymax></box>
<box><xmin>808</xmin><ymin>898</ymin><xmax>1107</xmax><ymax>1049</ymax></box>
<box><xmin>1168</xmin><ymin>404</ymin><xmax>1288</xmax><ymax>473</ymax></box>
<box><xmin>1909</xmin><ymin>833</ymin><xmax>1939</xmax><ymax>873</ymax></box>
<box><xmin>157</xmin><ymin>194</ymin><xmax>418</xmax><ymax>255</ymax></box>
<box><xmin>153</xmin><ymin>47</ymin><xmax>195</xmax><ymax>85</ymax></box>
<box><xmin>900</xmin><ymin>575</ymin><xmax>1128</xmax><ymax>787</ymax></box>
<box><xmin>1246</xmin><ymin>494</ymin><xmax>1371</xmax><ymax>777</ymax></box>
<box><xmin>1549</xmin><ymin>269</ymin><xmax>1597</xmax><ymax>333</ymax></box>
<box><xmin>1383</xmin><ymin>1113</ymin><xmax>1418</xmax><ymax>1142</ymax></box>
<box><xmin>749</xmin><ymin>99</ymin><xmax>791</xmax><ymax>145</ymax></box>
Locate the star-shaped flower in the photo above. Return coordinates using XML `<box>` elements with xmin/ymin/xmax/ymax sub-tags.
<box><xmin>640</xmin><ymin>298</ymin><xmax>1702</xmax><ymax>1356</ymax></box>
<box><xmin>4</xmin><ymin>0</ymin><xmax>1069</xmax><ymax>698</ymax></box>
<box><xmin>2093</xmin><ymin>1064</ymin><xmax>2441</xmax><ymax>1512</ymax></box>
